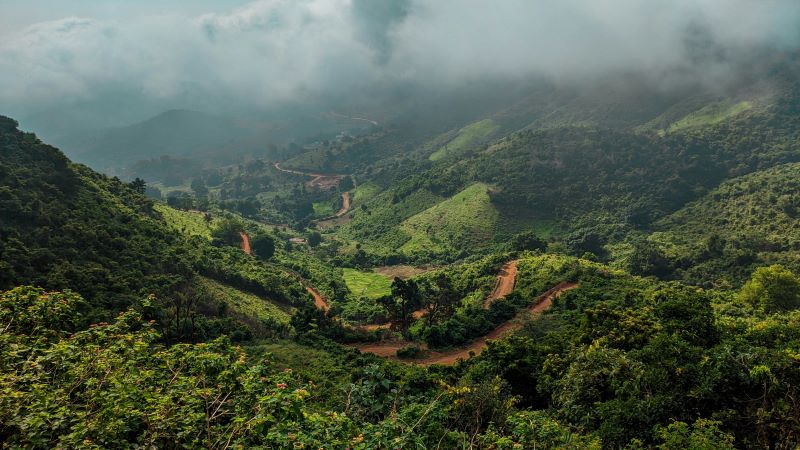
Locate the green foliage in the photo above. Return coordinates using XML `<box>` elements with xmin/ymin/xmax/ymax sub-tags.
<box><xmin>654</xmin><ymin>419</ymin><xmax>736</xmax><ymax>449</ymax></box>
<box><xmin>250</xmin><ymin>233</ymin><xmax>276</xmax><ymax>260</ymax></box>
<box><xmin>510</xmin><ymin>230</ymin><xmax>546</xmax><ymax>252</ymax></box>
<box><xmin>662</xmin><ymin>101</ymin><xmax>752</xmax><ymax>135</ymax></box>
<box><xmin>0</xmin><ymin>287</ymin><xmax>356</xmax><ymax>449</ymax></box>
<box><xmin>343</xmin><ymin>268</ymin><xmax>392</xmax><ymax>299</ymax></box>
<box><xmin>396</xmin><ymin>345</ymin><xmax>422</xmax><ymax>359</ymax></box>
<box><xmin>399</xmin><ymin>182</ymin><xmax>499</xmax><ymax>257</ymax></box>
<box><xmin>738</xmin><ymin>264</ymin><xmax>800</xmax><ymax>312</ymax></box>
<box><xmin>480</xmin><ymin>410</ymin><xmax>601</xmax><ymax>449</ymax></box>
<box><xmin>651</xmin><ymin>162</ymin><xmax>800</xmax><ymax>286</ymax></box>
<box><xmin>211</xmin><ymin>216</ymin><xmax>245</xmax><ymax>246</ymax></box>
<box><xmin>308</xmin><ymin>231</ymin><xmax>322</xmax><ymax>247</ymax></box>
<box><xmin>429</xmin><ymin>118</ymin><xmax>499</xmax><ymax>161</ymax></box>
<box><xmin>154</xmin><ymin>202</ymin><xmax>216</xmax><ymax>238</ymax></box>
<box><xmin>0</xmin><ymin>118</ymin><xmax>196</xmax><ymax>322</ymax></box>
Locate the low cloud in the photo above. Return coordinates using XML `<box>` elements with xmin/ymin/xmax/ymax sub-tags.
<box><xmin>1</xmin><ymin>0</ymin><xmax>798</xmax><ymax>117</ymax></box>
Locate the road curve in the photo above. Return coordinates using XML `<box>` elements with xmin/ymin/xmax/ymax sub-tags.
<box><xmin>484</xmin><ymin>260</ymin><xmax>518</xmax><ymax>307</ymax></box>
<box><xmin>355</xmin><ymin>281</ymin><xmax>578</xmax><ymax>365</ymax></box>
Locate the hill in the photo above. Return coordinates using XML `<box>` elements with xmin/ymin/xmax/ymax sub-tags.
<box><xmin>0</xmin><ymin>115</ymin><xmax>304</xmax><ymax>338</ymax></box>
<box><xmin>649</xmin><ymin>162</ymin><xmax>800</xmax><ymax>286</ymax></box>
<box><xmin>60</xmin><ymin>110</ymin><xmax>255</xmax><ymax>168</ymax></box>
<box><xmin>330</xmin><ymin>75</ymin><xmax>800</xmax><ymax>264</ymax></box>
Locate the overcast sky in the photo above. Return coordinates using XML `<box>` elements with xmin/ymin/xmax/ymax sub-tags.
<box><xmin>2</xmin><ymin>0</ymin><xmax>799</xmax><ymax>119</ymax></box>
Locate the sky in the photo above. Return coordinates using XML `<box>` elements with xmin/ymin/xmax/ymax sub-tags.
<box><xmin>1</xmin><ymin>0</ymin><xmax>799</xmax><ymax>121</ymax></box>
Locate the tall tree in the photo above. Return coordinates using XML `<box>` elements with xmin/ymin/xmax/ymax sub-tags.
<box><xmin>381</xmin><ymin>278</ymin><xmax>422</xmax><ymax>336</ymax></box>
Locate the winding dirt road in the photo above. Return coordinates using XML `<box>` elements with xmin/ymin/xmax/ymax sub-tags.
<box><xmin>354</xmin><ymin>281</ymin><xmax>578</xmax><ymax>365</ymax></box>
<box><xmin>273</xmin><ymin>162</ymin><xmax>345</xmax><ymax>190</ymax></box>
<box><xmin>273</xmin><ymin>162</ymin><xmax>352</xmax><ymax>220</ymax></box>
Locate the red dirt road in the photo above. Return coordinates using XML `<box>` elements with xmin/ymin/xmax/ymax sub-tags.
<box><xmin>484</xmin><ymin>260</ymin><xmax>518</xmax><ymax>307</ymax></box>
<box><xmin>335</xmin><ymin>192</ymin><xmax>351</xmax><ymax>217</ymax></box>
<box><xmin>307</xmin><ymin>286</ymin><xmax>329</xmax><ymax>311</ymax></box>
<box><xmin>239</xmin><ymin>232</ymin><xmax>251</xmax><ymax>255</ymax></box>
<box><xmin>273</xmin><ymin>162</ymin><xmax>345</xmax><ymax>190</ymax></box>
<box><xmin>355</xmin><ymin>282</ymin><xmax>578</xmax><ymax>365</ymax></box>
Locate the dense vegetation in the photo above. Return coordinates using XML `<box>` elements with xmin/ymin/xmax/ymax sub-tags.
<box><xmin>4</xmin><ymin>53</ymin><xmax>800</xmax><ymax>448</ymax></box>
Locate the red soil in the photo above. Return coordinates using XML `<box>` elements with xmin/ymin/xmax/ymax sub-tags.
<box><xmin>239</xmin><ymin>232</ymin><xmax>251</xmax><ymax>255</ymax></box>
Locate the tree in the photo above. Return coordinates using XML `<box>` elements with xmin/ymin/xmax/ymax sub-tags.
<box><xmin>308</xmin><ymin>231</ymin><xmax>322</xmax><ymax>247</ymax></box>
<box><xmin>739</xmin><ymin>265</ymin><xmax>800</xmax><ymax>312</ymax></box>
<box><xmin>211</xmin><ymin>217</ymin><xmax>245</xmax><ymax>246</ymax></box>
<box><xmin>190</xmin><ymin>178</ymin><xmax>208</xmax><ymax>198</ymax></box>
<box><xmin>381</xmin><ymin>278</ymin><xmax>422</xmax><ymax>335</ymax></box>
<box><xmin>627</xmin><ymin>240</ymin><xmax>671</xmax><ymax>277</ymax></box>
<box><xmin>423</xmin><ymin>273</ymin><xmax>459</xmax><ymax>326</ymax></box>
<box><xmin>128</xmin><ymin>177</ymin><xmax>146</xmax><ymax>194</ymax></box>
<box><xmin>338</xmin><ymin>176</ymin><xmax>354</xmax><ymax>192</ymax></box>
<box><xmin>251</xmin><ymin>234</ymin><xmax>275</xmax><ymax>260</ymax></box>
<box><xmin>510</xmin><ymin>231</ymin><xmax>546</xmax><ymax>252</ymax></box>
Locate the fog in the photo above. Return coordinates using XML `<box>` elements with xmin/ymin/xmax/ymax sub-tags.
<box><xmin>2</xmin><ymin>0</ymin><xmax>799</xmax><ymax>123</ymax></box>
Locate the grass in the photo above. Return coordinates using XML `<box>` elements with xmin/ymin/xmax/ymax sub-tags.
<box><xmin>429</xmin><ymin>119</ymin><xmax>499</xmax><ymax>161</ymax></box>
<box><xmin>664</xmin><ymin>100</ymin><xmax>752</xmax><ymax>134</ymax></box>
<box><xmin>154</xmin><ymin>203</ymin><xmax>216</xmax><ymax>239</ymax></box>
<box><xmin>343</xmin><ymin>268</ymin><xmax>393</xmax><ymax>299</ymax></box>
<box><xmin>313</xmin><ymin>201</ymin><xmax>335</xmax><ymax>217</ymax></box>
<box><xmin>399</xmin><ymin>182</ymin><xmax>499</xmax><ymax>255</ymax></box>
<box><xmin>352</xmin><ymin>182</ymin><xmax>381</xmax><ymax>204</ymax></box>
<box><xmin>198</xmin><ymin>277</ymin><xmax>292</xmax><ymax>324</ymax></box>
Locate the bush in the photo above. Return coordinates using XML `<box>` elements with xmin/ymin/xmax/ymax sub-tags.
<box><xmin>396</xmin><ymin>345</ymin><xmax>422</xmax><ymax>359</ymax></box>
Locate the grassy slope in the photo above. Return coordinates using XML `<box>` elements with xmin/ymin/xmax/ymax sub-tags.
<box><xmin>399</xmin><ymin>182</ymin><xmax>499</xmax><ymax>255</ymax></box>
<box><xmin>352</xmin><ymin>181</ymin><xmax>381</xmax><ymax>204</ymax></box>
<box><xmin>665</xmin><ymin>101</ymin><xmax>752</xmax><ymax>134</ymax></box>
<box><xmin>342</xmin><ymin>268</ymin><xmax>392</xmax><ymax>299</ymax></box>
<box><xmin>197</xmin><ymin>276</ymin><xmax>293</xmax><ymax>324</ymax></box>
<box><xmin>429</xmin><ymin>119</ymin><xmax>499</xmax><ymax>161</ymax></box>
<box><xmin>154</xmin><ymin>203</ymin><xmax>217</xmax><ymax>238</ymax></box>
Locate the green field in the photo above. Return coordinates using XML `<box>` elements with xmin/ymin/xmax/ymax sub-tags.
<box><xmin>197</xmin><ymin>277</ymin><xmax>292</xmax><ymax>324</ymax></box>
<box><xmin>664</xmin><ymin>100</ymin><xmax>751</xmax><ymax>134</ymax></box>
<box><xmin>352</xmin><ymin>181</ymin><xmax>381</xmax><ymax>204</ymax></box>
<box><xmin>429</xmin><ymin>119</ymin><xmax>499</xmax><ymax>161</ymax></box>
<box><xmin>154</xmin><ymin>203</ymin><xmax>216</xmax><ymax>239</ymax></box>
<box><xmin>343</xmin><ymin>268</ymin><xmax>393</xmax><ymax>299</ymax></box>
<box><xmin>312</xmin><ymin>201</ymin><xmax>335</xmax><ymax>217</ymax></box>
<box><xmin>399</xmin><ymin>182</ymin><xmax>499</xmax><ymax>255</ymax></box>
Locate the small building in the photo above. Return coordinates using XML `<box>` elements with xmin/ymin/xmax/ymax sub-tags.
<box><xmin>289</xmin><ymin>237</ymin><xmax>307</xmax><ymax>245</ymax></box>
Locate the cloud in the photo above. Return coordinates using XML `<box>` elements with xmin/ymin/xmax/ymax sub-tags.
<box><xmin>1</xmin><ymin>0</ymin><xmax>798</xmax><ymax>116</ymax></box>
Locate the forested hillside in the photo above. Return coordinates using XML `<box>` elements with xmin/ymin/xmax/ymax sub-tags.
<box><xmin>0</xmin><ymin>116</ymin><xmax>307</xmax><ymax>339</ymax></box>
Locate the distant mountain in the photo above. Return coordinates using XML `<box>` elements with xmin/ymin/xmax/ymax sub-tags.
<box><xmin>53</xmin><ymin>109</ymin><xmax>268</xmax><ymax>170</ymax></box>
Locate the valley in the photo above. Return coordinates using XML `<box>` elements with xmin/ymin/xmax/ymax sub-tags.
<box><xmin>3</xmin><ymin>3</ymin><xmax>800</xmax><ymax>446</ymax></box>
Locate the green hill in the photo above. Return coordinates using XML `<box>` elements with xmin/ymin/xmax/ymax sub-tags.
<box><xmin>0</xmin><ymin>116</ymin><xmax>304</xmax><ymax>337</ymax></box>
<box><xmin>649</xmin><ymin>162</ymin><xmax>800</xmax><ymax>286</ymax></box>
<box><xmin>399</xmin><ymin>182</ymin><xmax>499</xmax><ymax>256</ymax></box>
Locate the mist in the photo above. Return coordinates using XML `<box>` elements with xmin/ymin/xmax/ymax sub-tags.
<box><xmin>2</xmin><ymin>0</ymin><xmax>799</xmax><ymax>123</ymax></box>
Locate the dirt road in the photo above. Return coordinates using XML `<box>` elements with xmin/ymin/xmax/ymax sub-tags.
<box><xmin>239</xmin><ymin>232</ymin><xmax>251</xmax><ymax>255</ymax></box>
<box><xmin>355</xmin><ymin>281</ymin><xmax>577</xmax><ymax>365</ymax></box>
<box><xmin>273</xmin><ymin>162</ymin><xmax>345</xmax><ymax>190</ymax></box>
<box><xmin>335</xmin><ymin>192</ymin><xmax>350</xmax><ymax>217</ymax></box>
<box><xmin>307</xmin><ymin>286</ymin><xmax>329</xmax><ymax>311</ymax></box>
<box><xmin>484</xmin><ymin>260</ymin><xmax>518</xmax><ymax>307</ymax></box>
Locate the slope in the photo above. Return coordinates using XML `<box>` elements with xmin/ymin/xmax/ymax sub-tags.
<box><xmin>0</xmin><ymin>116</ymin><xmax>304</xmax><ymax>335</ymax></box>
<box><xmin>649</xmin><ymin>162</ymin><xmax>800</xmax><ymax>286</ymax></box>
